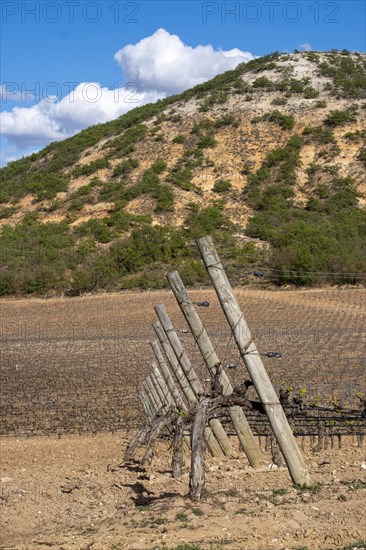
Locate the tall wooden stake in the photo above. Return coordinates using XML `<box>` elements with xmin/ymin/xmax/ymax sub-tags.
<box><xmin>155</xmin><ymin>304</ymin><xmax>233</xmax><ymax>458</ymax></box>
<box><xmin>150</xmin><ymin>340</ymin><xmax>186</xmax><ymax>412</ymax></box>
<box><xmin>151</xmin><ymin>362</ymin><xmax>174</xmax><ymax>407</ymax></box>
<box><xmin>150</xmin><ymin>340</ymin><xmax>191</xmax><ymax>451</ymax></box>
<box><xmin>153</xmin><ymin>321</ymin><xmax>224</xmax><ymax>457</ymax></box>
<box><xmin>145</xmin><ymin>376</ymin><xmax>162</xmax><ymax>413</ymax></box>
<box><xmin>197</xmin><ymin>236</ymin><xmax>311</xmax><ymax>486</ymax></box>
<box><xmin>139</xmin><ymin>390</ymin><xmax>153</xmax><ymax>421</ymax></box>
<box><xmin>150</xmin><ymin>366</ymin><xmax>169</xmax><ymax>406</ymax></box>
<box><xmin>143</xmin><ymin>381</ymin><xmax>158</xmax><ymax>416</ymax></box>
<box><xmin>167</xmin><ymin>270</ymin><xmax>266</xmax><ymax>468</ymax></box>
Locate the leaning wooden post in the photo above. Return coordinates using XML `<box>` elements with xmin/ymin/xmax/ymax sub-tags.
<box><xmin>141</xmin><ymin>411</ymin><xmax>172</xmax><ymax>468</ymax></box>
<box><xmin>145</xmin><ymin>376</ymin><xmax>162</xmax><ymax>413</ymax></box>
<box><xmin>155</xmin><ymin>304</ymin><xmax>233</xmax><ymax>458</ymax></box>
<box><xmin>153</xmin><ymin>321</ymin><xmax>224</xmax><ymax>458</ymax></box>
<box><xmin>139</xmin><ymin>390</ymin><xmax>153</xmax><ymax>421</ymax></box>
<box><xmin>197</xmin><ymin>236</ymin><xmax>311</xmax><ymax>486</ymax></box>
<box><xmin>167</xmin><ymin>270</ymin><xmax>266</xmax><ymax>469</ymax></box>
<box><xmin>153</xmin><ymin>322</ymin><xmax>193</xmax><ymax>408</ymax></box>
<box><xmin>141</xmin><ymin>388</ymin><xmax>155</xmax><ymax>420</ymax></box>
<box><xmin>150</xmin><ymin>340</ymin><xmax>187</xmax><ymax>411</ymax></box>
<box><xmin>151</xmin><ymin>340</ymin><xmax>191</xmax><ymax>452</ymax></box>
<box><xmin>151</xmin><ymin>362</ymin><xmax>174</xmax><ymax>407</ymax></box>
<box><xmin>150</xmin><ymin>365</ymin><xmax>169</xmax><ymax>406</ymax></box>
<box><xmin>143</xmin><ymin>381</ymin><xmax>158</xmax><ymax>416</ymax></box>
<box><xmin>149</xmin><ymin>373</ymin><xmax>170</xmax><ymax>411</ymax></box>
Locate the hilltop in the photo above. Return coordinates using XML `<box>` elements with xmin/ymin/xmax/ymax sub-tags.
<box><xmin>0</xmin><ymin>50</ymin><xmax>365</xmax><ymax>295</ymax></box>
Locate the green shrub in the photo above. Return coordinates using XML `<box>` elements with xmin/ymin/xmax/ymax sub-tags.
<box><xmin>112</xmin><ymin>158</ymin><xmax>139</xmax><ymax>177</ymax></box>
<box><xmin>167</xmin><ymin>168</ymin><xmax>194</xmax><ymax>190</ymax></box>
<box><xmin>324</xmin><ymin>109</ymin><xmax>356</xmax><ymax>126</ymax></box>
<box><xmin>111</xmin><ymin>225</ymin><xmax>188</xmax><ymax>275</ymax></box>
<box><xmin>47</xmin><ymin>199</ymin><xmax>64</xmax><ymax>212</ymax></box>
<box><xmin>185</xmin><ymin>201</ymin><xmax>230</xmax><ymax>238</ymax></box>
<box><xmin>178</xmin><ymin>260</ymin><xmax>207</xmax><ymax>285</ymax></box>
<box><xmin>302</xmin><ymin>126</ymin><xmax>335</xmax><ymax>144</ymax></box>
<box><xmin>314</xmin><ymin>100</ymin><xmax>327</xmax><ymax>108</ymax></box>
<box><xmin>67</xmin><ymin>183</ymin><xmax>96</xmax><ymax>210</ymax></box>
<box><xmin>214</xmin><ymin>114</ymin><xmax>235</xmax><ymax>127</ymax></box>
<box><xmin>74</xmin><ymin>218</ymin><xmax>113</xmax><ymax>243</ymax></box>
<box><xmin>271</xmin><ymin>97</ymin><xmax>287</xmax><ymax>106</ymax></box>
<box><xmin>73</xmin><ymin>158</ymin><xmax>110</xmax><ymax>177</ymax></box>
<box><xmin>182</xmin><ymin>148</ymin><xmax>204</xmax><ymax>168</ymax></box>
<box><xmin>274</xmin><ymin>77</ymin><xmax>319</xmax><ymax>99</ymax></box>
<box><xmin>344</xmin><ymin>130</ymin><xmax>365</xmax><ymax>141</ymax></box>
<box><xmin>303</xmin><ymin>87</ymin><xmax>319</xmax><ymax>99</ymax></box>
<box><xmin>0</xmin><ymin>206</ymin><xmax>17</xmax><ymax>219</ymax></box>
<box><xmin>68</xmin><ymin>198</ymin><xmax>85</xmax><ymax>211</ymax></box>
<box><xmin>213</xmin><ymin>179</ymin><xmax>232</xmax><ymax>192</ymax></box>
<box><xmin>108</xmin><ymin>124</ymin><xmax>148</xmax><ymax>156</ymax></box>
<box><xmin>169</xmin><ymin>114</ymin><xmax>182</xmax><ymax>123</ymax></box>
<box><xmin>252</xmin><ymin>110</ymin><xmax>295</xmax><ymax>130</ymax></box>
<box><xmin>253</xmin><ymin>76</ymin><xmax>273</xmax><ymax>89</ymax></box>
<box><xmin>191</xmin><ymin>119</ymin><xmax>214</xmax><ymax>134</ymax></box>
<box><xmin>318</xmin><ymin>55</ymin><xmax>366</xmax><ymax>98</ymax></box>
<box><xmin>0</xmin><ymin>219</ymin><xmax>74</xmax><ymax>294</ymax></box>
<box><xmin>358</xmin><ymin>147</ymin><xmax>366</xmax><ymax>167</ymax></box>
<box><xmin>197</xmin><ymin>135</ymin><xmax>217</xmax><ymax>149</ymax></box>
<box><xmin>246</xmin><ymin>163</ymin><xmax>366</xmax><ymax>286</ymax></box>
<box><xmin>155</xmin><ymin>185</ymin><xmax>174</xmax><ymax>212</ymax></box>
<box><xmin>151</xmin><ymin>158</ymin><xmax>167</xmax><ymax>174</ymax></box>
<box><xmin>0</xmin><ymin>271</ymin><xmax>17</xmax><ymax>296</ymax></box>
<box><xmin>172</xmin><ymin>134</ymin><xmax>185</xmax><ymax>144</ymax></box>
<box><xmin>6</xmin><ymin>172</ymin><xmax>69</xmax><ymax>202</ymax></box>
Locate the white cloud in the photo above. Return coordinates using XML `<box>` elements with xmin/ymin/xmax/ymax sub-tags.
<box><xmin>299</xmin><ymin>43</ymin><xmax>312</xmax><ymax>52</ymax></box>
<box><xmin>115</xmin><ymin>28</ymin><xmax>254</xmax><ymax>95</ymax></box>
<box><xmin>0</xmin><ymin>83</ymin><xmax>162</xmax><ymax>148</ymax></box>
<box><xmin>1</xmin><ymin>29</ymin><xmax>255</xmax><ymax>161</ymax></box>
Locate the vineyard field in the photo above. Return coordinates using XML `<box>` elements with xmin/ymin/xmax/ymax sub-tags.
<box><xmin>1</xmin><ymin>287</ymin><xmax>365</xmax><ymax>437</ymax></box>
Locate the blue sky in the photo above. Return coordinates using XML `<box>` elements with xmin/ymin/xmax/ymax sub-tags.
<box><xmin>1</xmin><ymin>0</ymin><xmax>365</xmax><ymax>165</ymax></box>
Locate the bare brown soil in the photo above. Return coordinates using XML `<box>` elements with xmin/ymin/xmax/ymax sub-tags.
<box><xmin>1</xmin><ymin>288</ymin><xmax>365</xmax><ymax>549</ymax></box>
<box><xmin>1</xmin><ymin>434</ymin><xmax>366</xmax><ymax>549</ymax></box>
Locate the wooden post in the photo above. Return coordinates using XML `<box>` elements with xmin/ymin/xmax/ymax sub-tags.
<box><xmin>155</xmin><ymin>304</ymin><xmax>233</xmax><ymax>458</ymax></box>
<box><xmin>151</xmin><ymin>340</ymin><xmax>191</xmax><ymax>452</ymax></box>
<box><xmin>189</xmin><ymin>396</ymin><xmax>210</xmax><ymax>500</ymax></box>
<box><xmin>167</xmin><ymin>270</ymin><xmax>266</xmax><ymax>469</ymax></box>
<box><xmin>153</xmin><ymin>322</ymin><xmax>194</xmax><ymax>407</ymax></box>
<box><xmin>124</xmin><ymin>412</ymin><xmax>151</xmax><ymax>462</ymax></box>
<box><xmin>153</xmin><ymin>320</ymin><xmax>224</xmax><ymax>458</ymax></box>
<box><xmin>145</xmin><ymin>376</ymin><xmax>162</xmax><ymax>413</ymax></box>
<box><xmin>141</xmin><ymin>412</ymin><xmax>172</xmax><ymax>468</ymax></box>
<box><xmin>141</xmin><ymin>388</ymin><xmax>155</xmax><ymax>420</ymax></box>
<box><xmin>172</xmin><ymin>413</ymin><xmax>184</xmax><ymax>478</ymax></box>
<box><xmin>150</xmin><ymin>366</ymin><xmax>169</xmax><ymax>406</ymax></box>
<box><xmin>150</xmin><ymin>340</ymin><xmax>187</xmax><ymax>411</ymax></box>
<box><xmin>139</xmin><ymin>390</ymin><xmax>153</xmax><ymax>421</ymax></box>
<box><xmin>197</xmin><ymin>236</ymin><xmax>311</xmax><ymax>486</ymax></box>
<box><xmin>151</xmin><ymin>361</ymin><xmax>174</xmax><ymax>407</ymax></box>
<box><xmin>142</xmin><ymin>382</ymin><xmax>158</xmax><ymax>416</ymax></box>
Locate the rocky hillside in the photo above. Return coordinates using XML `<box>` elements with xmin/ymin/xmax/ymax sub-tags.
<box><xmin>1</xmin><ymin>50</ymin><xmax>366</xmax><ymax>295</ymax></box>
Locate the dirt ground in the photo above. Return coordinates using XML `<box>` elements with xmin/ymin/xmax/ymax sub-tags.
<box><xmin>1</xmin><ymin>288</ymin><xmax>365</xmax><ymax>548</ymax></box>
<box><xmin>1</xmin><ymin>433</ymin><xmax>365</xmax><ymax>550</ymax></box>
